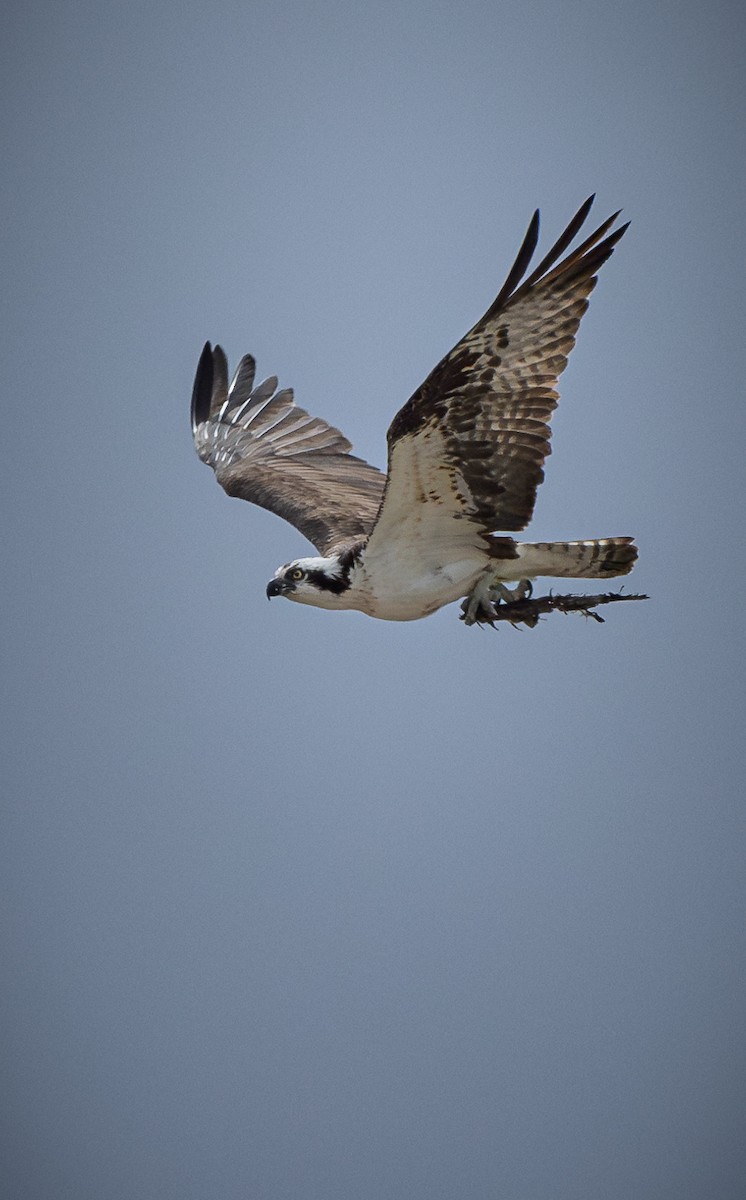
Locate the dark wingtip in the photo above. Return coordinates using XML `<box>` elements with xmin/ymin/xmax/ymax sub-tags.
<box><xmin>191</xmin><ymin>341</ymin><xmax>214</xmax><ymax>435</ymax></box>
<box><xmin>486</xmin><ymin>208</ymin><xmax>541</xmax><ymax>316</ymax></box>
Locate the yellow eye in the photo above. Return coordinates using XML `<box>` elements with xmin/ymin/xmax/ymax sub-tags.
<box><xmin>290</xmin><ymin>568</ymin><xmax>305</xmax><ymax>581</ymax></box>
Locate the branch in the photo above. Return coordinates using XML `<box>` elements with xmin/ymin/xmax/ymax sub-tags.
<box><xmin>460</xmin><ymin>589</ymin><xmax>649</xmax><ymax>629</ymax></box>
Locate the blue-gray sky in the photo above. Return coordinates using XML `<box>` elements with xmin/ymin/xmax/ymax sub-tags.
<box><xmin>3</xmin><ymin>2</ymin><xmax>745</xmax><ymax>1198</ymax></box>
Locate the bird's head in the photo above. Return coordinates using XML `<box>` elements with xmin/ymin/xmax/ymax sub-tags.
<box><xmin>266</xmin><ymin>555</ymin><xmax>351</xmax><ymax>609</ymax></box>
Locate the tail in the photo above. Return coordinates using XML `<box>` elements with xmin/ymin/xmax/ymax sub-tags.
<box><xmin>512</xmin><ymin>536</ymin><xmax>638</xmax><ymax>581</ymax></box>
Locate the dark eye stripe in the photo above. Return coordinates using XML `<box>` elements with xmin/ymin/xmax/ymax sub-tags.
<box><xmin>305</xmin><ymin>569</ymin><xmax>348</xmax><ymax>595</ymax></box>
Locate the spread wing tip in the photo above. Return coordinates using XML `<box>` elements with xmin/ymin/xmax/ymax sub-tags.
<box><xmin>483</xmin><ymin>196</ymin><xmax>629</xmax><ymax>324</ymax></box>
<box><xmin>497</xmin><ymin>195</ymin><xmax>627</xmax><ymax>311</ymax></box>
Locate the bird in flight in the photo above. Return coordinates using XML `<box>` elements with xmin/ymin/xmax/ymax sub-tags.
<box><xmin>191</xmin><ymin>196</ymin><xmax>637</xmax><ymax>625</ymax></box>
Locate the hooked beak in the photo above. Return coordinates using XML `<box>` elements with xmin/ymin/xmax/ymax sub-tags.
<box><xmin>266</xmin><ymin>578</ymin><xmax>290</xmax><ymax>599</ymax></box>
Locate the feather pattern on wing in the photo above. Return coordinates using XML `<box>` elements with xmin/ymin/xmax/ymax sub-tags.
<box><xmin>370</xmin><ymin>197</ymin><xmax>628</xmax><ymax>556</ymax></box>
<box><xmin>191</xmin><ymin>343</ymin><xmax>385</xmax><ymax>555</ymax></box>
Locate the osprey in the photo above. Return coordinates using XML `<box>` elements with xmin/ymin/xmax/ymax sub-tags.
<box><xmin>191</xmin><ymin>197</ymin><xmax>637</xmax><ymax>625</ymax></box>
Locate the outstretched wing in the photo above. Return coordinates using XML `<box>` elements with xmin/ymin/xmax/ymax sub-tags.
<box><xmin>367</xmin><ymin>197</ymin><xmax>627</xmax><ymax>557</ymax></box>
<box><xmin>191</xmin><ymin>343</ymin><xmax>386</xmax><ymax>555</ymax></box>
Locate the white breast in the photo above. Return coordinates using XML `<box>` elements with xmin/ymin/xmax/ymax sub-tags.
<box><xmin>348</xmin><ymin>537</ymin><xmax>488</xmax><ymax>621</ymax></box>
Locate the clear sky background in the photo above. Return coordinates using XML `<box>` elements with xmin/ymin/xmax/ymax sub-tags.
<box><xmin>3</xmin><ymin>2</ymin><xmax>745</xmax><ymax>1198</ymax></box>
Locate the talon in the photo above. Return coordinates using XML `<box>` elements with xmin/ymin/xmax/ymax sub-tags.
<box><xmin>490</xmin><ymin>578</ymin><xmax>533</xmax><ymax>604</ymax></box>
<box><xmin>461</xmin><ymin>598</ymin><xmax>497</xmax><ymax>627</ymax></box>
<box><xmin>463</xmin><ymin>574</ymin><xmax>536</xmax><ymax>624</ymax></box>
<box><xmin>462</xmin><ymin>575</ymin><xmax>494</xmax><ymax>625</ymax></box>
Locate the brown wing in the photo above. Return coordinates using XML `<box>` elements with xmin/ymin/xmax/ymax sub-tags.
<box><xmin>191</xmin><ymin>343</ymin><xmax>385</xmax><ymax>555</ymax></box>
<box><xmin>376</xmin><ymin>197</ymin><xmax>628</xmax><ymax>546</ymax></box>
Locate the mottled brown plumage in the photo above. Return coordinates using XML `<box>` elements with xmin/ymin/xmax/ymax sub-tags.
<box><xmin>382</xmin><ymin>197</ymin><xmax>628</xmax><ymax>536</ymax></box>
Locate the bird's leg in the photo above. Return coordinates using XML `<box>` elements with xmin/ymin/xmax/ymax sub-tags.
<box><xmin>489</xmin><ymin>578</ymin><xmax>533</xmax><ymax>604</ymax></box>
<box><xmin>461</xmin><ymin>576</ymin><xmax>534</xmax><ymax>626</ymax></box>
<box><xmin>461</xmin><ymin>573</ymin><xmax>497</xmax><ymax>626</ymax></box>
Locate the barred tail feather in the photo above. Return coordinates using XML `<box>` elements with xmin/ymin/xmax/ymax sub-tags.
<box><xmin>514</xmin><ymin>537</ymin><xmax>637</xmax><ymax>580</ymax></box>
